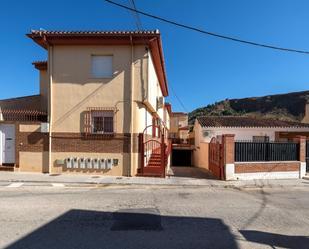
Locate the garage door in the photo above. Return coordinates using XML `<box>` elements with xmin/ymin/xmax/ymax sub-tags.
<box><xmin>172</xmin><ymin>149</ymin><xmax>191</xmax><ymax>167</ymax></box>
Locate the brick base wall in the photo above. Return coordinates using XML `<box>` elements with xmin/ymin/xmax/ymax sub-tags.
<box><xmin>235</xmin><ymin>162</ymin><xmax>300</xmax><ymax>173</ymax></box>
<box><xmin>50</xmin><ymin>133</ymin><xmax>135</xmax><ymax>153</ymax></box>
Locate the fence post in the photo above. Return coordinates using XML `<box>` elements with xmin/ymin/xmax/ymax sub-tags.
<box><xmin>294</xmin><ymin>136</ymin><xmax>306</xmax><ymax>178</ymax></box>
<box><xmin>222</xmin><ymin>134</ymin><xmax>235</xmax><ymax>180</ymax></box>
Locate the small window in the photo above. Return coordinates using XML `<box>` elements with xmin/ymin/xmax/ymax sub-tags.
<box><xmin>91</xmin><ymin>111</ymin><xmax>114</xmax><ymax>134</ymax></box>
<box><xmin>91</xmin><ymin>55</ymin><xmax>113</xmax><ymax>78</ymax></box>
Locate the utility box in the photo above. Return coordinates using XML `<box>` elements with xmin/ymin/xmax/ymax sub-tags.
<box><xmin>86</xmin><ymin>158</ymin><xmax>92</xmax><ymax>169</ymax></box>
<box><xmin>79</xmin><ymin>158</ymin><xmax>86</xmax><ymax>169</ymax></box>
<box><xmin>113</xmin><ymin>159</ymin><xmax>119</xmax><ymax>166</ymax></box>
<box><xmin>99</xmin><ymin>159</ymin><xmax>105</xmax><ymax>169</ymax></box>
<box><xmin>73</xmin><ymin>157</ymin><xmax>79</xmax><ymax>168</ymax></box>
<box><xmin>106</xmin><ymin>159</ymin><xmax>112</xmax><ymax>170</ymax></box>
<box><xmin>92</xmin><ymin>158</ymin><xmax>99</xmax><ymax>169</ymax></box>
<box><xmin>40</xmin><ymin>123</ymin><xmax>49</xmax><ymax>133</ymax></box>
<box><xmin>65</xmin><ymin>157</ymin><xmax>73</xmax><ymax>169</ymax></box>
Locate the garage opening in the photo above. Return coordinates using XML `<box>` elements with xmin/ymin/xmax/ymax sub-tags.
<box><xmin>172</xmin><ymin>149</ymin><xmax>192</xmax><ymax>167</ymax></box>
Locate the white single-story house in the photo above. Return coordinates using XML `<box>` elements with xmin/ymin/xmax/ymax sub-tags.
<box><xmin>193</xmin><ymin>116</ymin><xmax>309</xmax><ymax>177</ymax></box>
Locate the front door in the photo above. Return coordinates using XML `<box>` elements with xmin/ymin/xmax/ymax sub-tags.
<box><xmin>0</xmin><ymin>124</ymin><xmax>15</xmax><ymax>165</ymax></box>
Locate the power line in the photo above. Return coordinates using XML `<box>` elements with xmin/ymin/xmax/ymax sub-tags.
<box><xmin>129</xmin><ymin>0</ymin><xmax>143</xmax><ymax>31</ymax></box>
<box><xmin>127</xmin><ymin>0</ymin><xmax>190</xmax><ymax>113</ymax></box>
<box><xmin>170</xmin><ymin>85</ymin><xmax>189</xmax><ymax>113</ymax></box>
<box><xmin>105</xmin><ymin>0</ymin><xmax>309</xmax><ymax>55</ymax></box>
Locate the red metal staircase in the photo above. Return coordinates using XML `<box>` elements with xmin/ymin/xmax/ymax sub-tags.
<box><xmin>137</xmin><ymin>125</ymin><xmax>171</xmax><ymax>177</ymax></box>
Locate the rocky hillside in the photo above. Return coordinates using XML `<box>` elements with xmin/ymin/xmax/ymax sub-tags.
<box><xmin>189</xmin><ymin>90</ymin><xmax>309</xmax><ymax>124</ymax></box>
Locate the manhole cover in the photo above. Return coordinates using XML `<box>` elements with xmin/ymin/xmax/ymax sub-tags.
<box><xmin>111</xmin><ymin>208</ymin><xmax>162</xmax><ymax>231</ymax></box>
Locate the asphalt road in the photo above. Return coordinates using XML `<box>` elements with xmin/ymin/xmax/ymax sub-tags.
<box><xmin>0</xmin><ymin>184</ymin><xmax>308</xmax><ymax>249</ymax></box>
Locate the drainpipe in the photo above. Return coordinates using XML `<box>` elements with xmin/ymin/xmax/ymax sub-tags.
<box><xmin>129</xmin><ymin>35</ymin><xmax>134</xmax><ymax>177</ymax></box>
<box><xmin>48</xmin><ymin>45</ymin><xmax>53</xmax><ymax>174</ymax></box>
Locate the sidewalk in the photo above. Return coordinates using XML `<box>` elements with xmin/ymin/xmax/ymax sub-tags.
<box><xmin>0</xmin><ymin>171</ymin><xmax>308</xmax><ymax>188</ymax></box>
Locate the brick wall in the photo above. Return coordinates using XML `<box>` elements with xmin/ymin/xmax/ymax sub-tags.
<box><xmin>235</xmin><ymin>162</ymin><xmax>300</xmax><ymax>173</ymax></box>
<box><xmin>50</xmin><ymin>133</ymin><xmax>136</xmax><ymax>153</ymax></box>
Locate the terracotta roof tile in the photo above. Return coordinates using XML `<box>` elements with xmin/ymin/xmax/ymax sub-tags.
<box><xmin>197</xmin><ymin>116</ymin><xmax>309</xmax><ymax>128</ymax></box>
<box><xmin>29</xmin><ymin>30</ymin><xmax>160</xmax><ymax>35</ymax></box>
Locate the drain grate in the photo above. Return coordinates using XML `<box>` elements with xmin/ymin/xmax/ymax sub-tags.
<box><xmin>111</xmin><ymin>208</ymin><xmax>162</xmax><ymax>231</ymax></box>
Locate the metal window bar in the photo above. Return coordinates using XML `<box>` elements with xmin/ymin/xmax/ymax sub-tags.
<box><xmin>0</xmin><ymin>109</ymin><xmax>47</xmax><ymax>122</ymax></box>
<box><xmin>235</xmin><ymin>141</ymin><xmax>299</xmax><ymax>162</ymax></box>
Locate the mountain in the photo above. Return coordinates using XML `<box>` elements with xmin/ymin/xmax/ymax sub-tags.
<box><xmin>188</xmin><ymin>90</ymin><xmax>309</xmax><ymax>124</ymax></box>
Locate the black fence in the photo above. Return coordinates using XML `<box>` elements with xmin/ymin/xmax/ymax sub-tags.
<box><xmin>235</xmin><ymin>141</ymin><xmax>299</xmax><ymax>162</ymax></box>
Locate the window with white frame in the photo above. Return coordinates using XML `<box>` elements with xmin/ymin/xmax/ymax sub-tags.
<box><xmin>91</xmin><ymin>55</ymin><xmax>113</xmax><ymax>78</ymax></box>
<box><xmin>91</xmin><ymin>111</ymin><xmax>114</xmax><ymax>134</ymax></box>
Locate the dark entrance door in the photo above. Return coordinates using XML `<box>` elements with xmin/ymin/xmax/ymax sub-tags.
<box><xmin>172</xmin><ymin>149</ymin><xmax>191</xmax><ymax>166</ymax></box>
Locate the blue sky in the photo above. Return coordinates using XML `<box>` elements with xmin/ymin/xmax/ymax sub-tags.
<box><xmin>1</xmin><ymin>0</ymin><xmax>309</xmax><ymax>112</ymax></box>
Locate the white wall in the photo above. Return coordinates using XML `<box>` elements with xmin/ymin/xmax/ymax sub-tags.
<box><xmin>199</xmin><ymin>126</ymin><xmax>309</xmax><ymax>142</ymax></box>
<box><xmin>147</xmin><ymin>51</ymin><xmax>164</xmax><ymax>122</ymax></box>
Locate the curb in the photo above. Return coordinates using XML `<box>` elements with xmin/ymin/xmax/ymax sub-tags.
<box><xmin>0</xmin><ymin>179</ymin><xmax>307</xmax><ymax>189</ymax></box>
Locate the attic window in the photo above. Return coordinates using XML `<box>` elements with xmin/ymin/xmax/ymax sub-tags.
<box><xmin>91</xmin><ymin>55</ymin><xmax>113</xmax><ymax>78</ymax></box>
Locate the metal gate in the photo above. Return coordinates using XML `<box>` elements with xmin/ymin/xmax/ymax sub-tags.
<box><xmin>209</xmin><ymin>137</ymin><xmax>224</xmax><ymax>180</ymax></box>
<box><xmin>306</xmin><ymin>140</ymin><xmax>309</xmax><ymax>173</ymax></box>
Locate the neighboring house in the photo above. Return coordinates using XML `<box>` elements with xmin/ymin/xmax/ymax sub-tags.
<box><xmin>0</xmin><ymin>30</ymin><xmax>171</xmax><ymax>177</ymax></box>
<box><xmin>169</xmin><ymin>112</ymin><xmax>189</xmax><ymax>143</ymax></box>
<box><xmin>193</xmin><ymin>116</ymin><xmax>309</xmax><ymax>179</ymax></box>
<box><xmin>168</xmin><ymin>112</ymin><xmax>194</xmax><ymax>166</ymax></box>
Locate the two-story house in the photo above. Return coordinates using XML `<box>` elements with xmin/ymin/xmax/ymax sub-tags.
<box><xmin>0</xmin><ymin>30</ymin><xmax>171</xmax><ymax>177</ymax></box>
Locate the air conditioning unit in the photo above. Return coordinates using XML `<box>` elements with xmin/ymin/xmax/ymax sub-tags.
<box><xmin>106</xmin><ymin>159</ymin><xmax>112</xmax><ymax>170</ymax></box>
<box><xmin>65</xmin><ymin>157</ymin><xmax>73</xmax><ymax>169</ymax></box>
<box><xmin>92</xmin><ymin>158</ymin><xmax>99</xmax><ymax>169</ymax></box>
<box><xmin>86</xmin><ymin>158</ymin><xmax>92</xmax><ymax>169</ymax></box>
<box><xmin>41</xmin><ymin>123</ymin><xmax>49</xmax><ymax>133</ymax></box>
<box><xmin>79</xmin><ymin>158</ymin><xmax>86</xmax><ymax>169</ymax></box>
<box><xmin>157</xmin><ymin>96</ymin><xmax>164</xmax><ymax>109</ymax></box>
<box><xmin>99</xmin><ymin>159</ymin><xmax>105</xmax><ymax>169</ymax></box>
<box><xmin>73</xmin><ymin>157</ymin><xmax>79</xmax><ymax>168</ymax></box>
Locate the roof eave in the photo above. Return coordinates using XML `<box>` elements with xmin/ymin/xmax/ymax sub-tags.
<box><xmin>27</xmin><ymin>31</ymin><xmax>169</xmax><ymax>97</ymax></box>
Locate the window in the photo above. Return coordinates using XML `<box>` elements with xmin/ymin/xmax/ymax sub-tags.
<box><xmin>91</xmin><ymin>111</ymin><xmax>114</xmax><ymax>134</ymax></box>
<box><xmin>91</xmin><ymin>55</ymin><xmax>113</xmax><ymax>78</ymax></box>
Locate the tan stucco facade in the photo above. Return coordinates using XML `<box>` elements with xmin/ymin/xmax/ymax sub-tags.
<box><xmin>2</xmin><ymin>31</ymin><xmax>170</xmax><ymax>176</ymax></box>
<box><xmin>18</xmin><ymin>152</ymin><xmax>49</xmax><ymax>173</ymax></box>
<box><xmin>46</xmin><ymin>44</ymin><xmax>168</xmax><ymax>175</ymax></box>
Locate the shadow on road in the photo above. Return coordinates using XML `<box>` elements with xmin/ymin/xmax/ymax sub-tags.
<box><xmin>5</xmin><ymin>209</ymin><xmax>238</xmax><ymax>249</ymax></box>
<box><xmin>240</xmin><ymin>230</ymin><xmax>309</xmax><ymax>249</ymax></box>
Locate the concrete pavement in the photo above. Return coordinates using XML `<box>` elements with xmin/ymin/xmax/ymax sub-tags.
<box><xmin>0</xmin><ymin>184</ymin><xmax>309</xmax><ymax>248</ymax></box>
<box><xmin>0</xmin><ymin>170</ymin><xmax>308</xmax><ymax>189</ymax></box>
